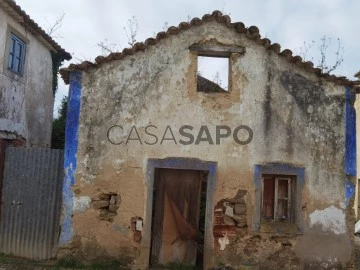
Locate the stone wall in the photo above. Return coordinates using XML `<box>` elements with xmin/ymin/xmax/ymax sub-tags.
<box><xmin>63</xmin><ymin>20</ymin><xmax>352</xmax><ymax>269</ymax></box>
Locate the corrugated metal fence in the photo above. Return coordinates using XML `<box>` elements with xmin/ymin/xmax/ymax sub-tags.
<box><xmin>0</xmin><ymin>147</ymin><xmax>64</xmax><ymax>260</ymax></box>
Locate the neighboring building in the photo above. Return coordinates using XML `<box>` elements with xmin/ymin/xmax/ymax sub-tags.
<box><xmin>60</xmin><ymin>11</ymin><xmax>357</xmax><ymax>269</ymax></box>
<box><xmin>0</xmin><ymin>0</ymin><xmax>71</xmax><ymax>147</ymax></box>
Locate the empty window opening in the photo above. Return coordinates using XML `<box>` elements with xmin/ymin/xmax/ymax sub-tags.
<box><xmin>150</xmin><ymin>168</ymin><xmax>208</xmax><ymax>268</ymax></box>
<box><xmin>197</xmin><ymin>56</ymin><xmax>229</xmax><ymax>93</ymax></box>
<box><xmin>262</xmin><ymin>175</ymin><xmax>295</xmax><ymax>222</ymax></box>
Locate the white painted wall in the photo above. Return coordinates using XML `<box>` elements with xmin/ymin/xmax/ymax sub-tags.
<box><xmin>0</xmin><ymin>7</ymin><xmax>54</xmax><ymax>146</ymax></box>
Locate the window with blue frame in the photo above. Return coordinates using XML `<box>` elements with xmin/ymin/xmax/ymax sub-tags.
<box><xmin>253</xmin><ymin>163</ymin><xmax>305</xmax><ymax>234</ymax></box>
<box><xmin>8</xmin><ymin>33</ymin><xmax>26</xmax><ymax>75</ymax></box>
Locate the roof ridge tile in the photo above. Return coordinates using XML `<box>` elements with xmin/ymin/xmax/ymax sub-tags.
<box><xmin>60</xmin><ymin>10</ymin><xmax>354</xmax><ymax>87</ymax></box>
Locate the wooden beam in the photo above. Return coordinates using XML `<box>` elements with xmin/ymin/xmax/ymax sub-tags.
<box><xmin>189</xmin><ymin>44</ymin><xmax>245</xmax><ymax>57</ymax></box>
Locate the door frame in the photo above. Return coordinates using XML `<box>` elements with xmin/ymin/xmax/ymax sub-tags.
<box><xmin>144</xmin><ymin>157</ymin><xmax>217</xmax><ymax>269</ymax></box>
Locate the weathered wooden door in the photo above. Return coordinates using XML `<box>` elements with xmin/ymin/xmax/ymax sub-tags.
<box><xmin>151</xmin><ymin>168</ymin><xmax>202</xmax><ymax>266</ymax></box>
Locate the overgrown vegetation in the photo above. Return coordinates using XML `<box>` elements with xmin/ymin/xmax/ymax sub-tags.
<box><xmin>0</xmin><ymin>252</ymin><xmax>10</xmax><ymax>264</ymax></box>
<box><xmin>54</xmin><ymin>255</ymin><xmax>131</xmax><ymax>270</ymax></box>
<box><xmin>298</xmin><ymin>35</ymin><xmax>344</xmax><ymax>74</ymax></box>
<box><xmin>46</xmin><ymin>12</ymin><xmax>65</xmax><ymax>40</ymax></box>
<box><xmin>97</xmin><ymin>16</ymin><xmax>138</xmax><ymax>56</ymax></box>
<box><xmin>47</xmin><ymin>12</ymin><xmax>66</xmax><ymax>96</ymax></box>
<box><xmin>51</xmin><ymin>52</ymin><xmax>65</xmax><ymax>96</ymax></box>
<box><xmin>0</xmin><ymin>253</ymin><xmax>131</xmax><ymax>270</ymax></box>
<box><xmin>51</xmin><ymin>96</ymin><xmax>67</xmax><ymax>149</ymax></box>
<box><xmin>55</xmin><ymin>256</ymin><xmax>85</xmax><ymax>268</ymax></box>
<box><xmin>124</xmin><ymin>16</ymin><xmax>138</xmax><ymax>47</ymax></box>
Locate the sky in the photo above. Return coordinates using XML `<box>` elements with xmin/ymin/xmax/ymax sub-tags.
<box><xmin>14</xmin><ymin>0</ymin><xmax>360</xmax><ymax>117</ymax></box>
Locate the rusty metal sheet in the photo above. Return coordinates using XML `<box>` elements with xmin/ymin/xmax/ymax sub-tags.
<box><xmin>0</xmin><ymin>147</ymin><xmax>64</xmax><ymax>260</ymax></box>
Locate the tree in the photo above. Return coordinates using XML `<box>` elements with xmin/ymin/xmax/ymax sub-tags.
<box><xmin>46</xmin><ymin>12</ymin><xmax>65</xmax><ymax>40</ymax></box>
<box><xmin>97</xmin><ymin>39</ymin><xmax>122</xmax><ymax>55</ymax></box>
<box><xmin>298</xmin><ymin>35</ymin><xmax>344</xmax><ymax>74</ymax></box>
<box><xmin>124</xmin><ymin>16</ymin><xmax>138</xmax><ymax>47</ymax></box>
<box><xmin>213</xmin><ymin>71</ymin><xmax>223</xmax><ymax>88</ymax></box>
<box><xmin>163</xmin><ymin>21</ymin><xmax>169</xmax><ymax>32</ymax></box>
<box><xmin>97</xmin><ymin>16</ymin><xmax>139</xmax><ymax>55</ymax></box>
<box><xmin>51</xmin><ymin>96</ymin><xmax>67</xmax><ymax>149</ymax></box>
<box><xmin>46</xmin><ymin>13</ymin><xmax>66</xmax><ymax>96</ymax></box>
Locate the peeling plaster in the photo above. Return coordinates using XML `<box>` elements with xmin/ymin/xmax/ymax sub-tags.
<box><xmin>218</xmin><ymin>234</ymin><xmax>229</xmax><ymax>250</ymax></box>
<box><xmin>112</xmin><ymin>159</ymin><xmax>125</xmax><ymax>173</ymax></box>
<box><xmin>309</xmin><ymin>205</ymin><xmax>346</xmax><ymax>235</ymax></box>
<box><xmin>0</xmin><ymin>7</ymin><xmax>54</xmax><ymax>146</ymax></box>
<box><xmin>73</xmin><ymin>196</ymin><xmax>91</xmax><ymax>213</ymax></box>
<box><xmin>112</xmin><ymin>223</ymin><xmax>129</xmax><ymax>235</ymax></box>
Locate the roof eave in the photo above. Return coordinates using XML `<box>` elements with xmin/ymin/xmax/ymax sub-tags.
<box><xmin>60</xmin><ymin>10</ymin><xmax>355</xmax><ymax>87</ymax></box>
<box><xmin>0</xmin><ymin>0</ymin><xmax>71</xmax><ymax>61</ymax></box>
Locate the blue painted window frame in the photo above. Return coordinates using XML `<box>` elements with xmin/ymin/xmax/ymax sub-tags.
<box><xmin>8</xmin><ymin>33</ymin><xmax>26</xmax><ymax>75</ymax></box>
<box><xmin>253</xmin><ymin>163</ymin><xmax>305</xmax><ymax>234</ymax></box>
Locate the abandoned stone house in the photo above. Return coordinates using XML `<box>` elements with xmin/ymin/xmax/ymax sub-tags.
<box><xmin>0</xmin><ymin>0</ymin><xmax>71</xmax><ymax>149</ymax></box>
<box><xmin>60</xmin><ymin>11</ymin><xmax>357</xmax><ymax>269</ymax></box>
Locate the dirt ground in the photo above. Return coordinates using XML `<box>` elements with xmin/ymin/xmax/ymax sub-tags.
<box><xmin>1</xmin><ymin>238</ymin><xmax>360</xmax><ymax>269</ymax></box>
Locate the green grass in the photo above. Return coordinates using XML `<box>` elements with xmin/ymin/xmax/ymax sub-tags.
<box><xmin>54</xmin><ymin>256</ymin><xmax>130</xmax><ymax>270</ymax></box>
<box><xmin>0</xmin><ymin>253</ymin><xmax>131</xmax><ymax>270</ymax></box>
<box><xmin>88</xmin><ymin>259</ymin><xmax>130</xmax><ymax>270</ymax></box>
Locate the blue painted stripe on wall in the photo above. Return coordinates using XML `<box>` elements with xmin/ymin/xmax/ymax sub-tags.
<box><xmin>59</xmin><ymin>71</ymin><xmax>82</xmax><ymax>246</ymax></box>
<box><xmin>345</xmin><ymin>86</ymin><xmax>356</xmax><ymax>177</ymax></box>
<box><xmin>345</xmin><ymin>179</ymin><xmax>355</xmax><ymax>206</ymax></box>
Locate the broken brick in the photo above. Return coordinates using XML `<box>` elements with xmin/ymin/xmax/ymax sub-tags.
<box><xmin>93</xmin><ymin>200</ymin><xmax>110</xmax><ymax>210</ymax></box>
<box><xmin>110</xmin><ymin>195</ymin><xmax>117</xmax><ymax>205</ymax></box>
<box><xmin>223</xmin><ymin>216</ymin><xmax>236</xmax><ymax>225</ymax></box>
<box><xmin>98</xmin><ymin>193</ymin><xmax>111</xmax><ymax>200</ymax></box>
<box><xmin>115</xmin><ymin>195</ymin><xmax>122</xmax><ymax>205</ymax></box>
<box><xmin>234</xmin><ymin>203</ymin><xmax>246</xmax><ymax>215</ymax></box>
<box><xmin>109</xmin><ymin>204</ymin><xmax>120</xmax><ymax>213</ymax></box>
<box><xmin>213</xmin><ymin>225</ymin><xmax>237</xmax><ymax>237</ymax></box>
<box><xmin>99</xmin><ymin>209</ymin><xmax>117</xmax><ymax>222</ymax></box>
<box><xmin>232</xmin><ymin>215</ymin><xmax>246</xmax><ymax>224</ymax></box>
<box><xmin>133</xmin><ymin>231</ymin><xmax>142</xmax><ymax>243</ymax></box>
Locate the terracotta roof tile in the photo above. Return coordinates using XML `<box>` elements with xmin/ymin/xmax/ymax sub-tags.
<box><xmin>0</xmin><ymin>0</ymin><xmax>71</xmax><ymax>60</ymax></box>
<box><xmin>60</xmin><ymin>10</ymin><xmax>354</xmax><ymax>87</ymax></box>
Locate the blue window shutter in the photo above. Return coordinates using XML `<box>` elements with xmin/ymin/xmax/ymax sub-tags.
<box><xmin>19</xmin><ymin>43</ymin><xmax>25</xmax><ymax>73</ymax></box>
<box><xmin>14</xmin><ymin>42</ymin><xmax>20</xmax><ymax>72</ymax></box>
<box><xmin>8</xmin><ymin>37</ymin><xmax>15</xmax><ymax>69</ymax></box>
<box><xmin>9</xmin><ymin>33</ymin><xmax>26</xmax><ymax>74</ymax></box>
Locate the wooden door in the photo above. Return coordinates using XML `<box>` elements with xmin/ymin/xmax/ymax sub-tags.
<box><xmin>151</xmin><ymin>168</ymin><xmax>202</xmax><ymax>266</ymax></box>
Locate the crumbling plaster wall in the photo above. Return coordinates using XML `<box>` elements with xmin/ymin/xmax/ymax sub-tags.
<box><xmin>70</xmin><ymin>20</ymin><xmax>351</xmax><ymax>269</ymax></box>
<box><xmin>0</xmin><ymin>7</ymin><xmax>54</xmax><ymax>146</ymax></box>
